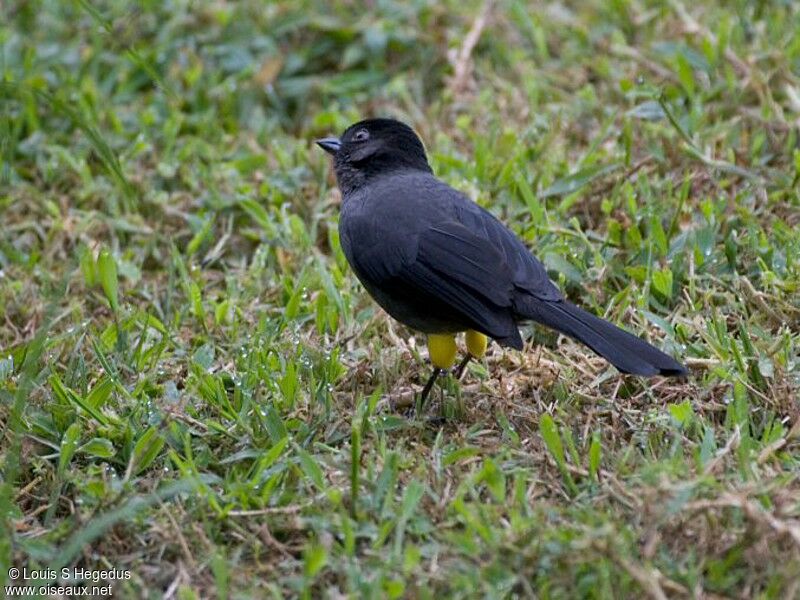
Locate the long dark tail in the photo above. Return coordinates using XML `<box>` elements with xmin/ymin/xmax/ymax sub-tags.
<box><xmin>516</xmin><ymin>299</ymin><xmax>687</xmax><ymax>377</ymax></box>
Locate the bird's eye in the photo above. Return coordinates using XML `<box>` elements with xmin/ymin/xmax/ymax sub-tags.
<box><xmin>353</xmin><ymin>129</ymin><xmax>370</xmax><ymax>142</ymax></box>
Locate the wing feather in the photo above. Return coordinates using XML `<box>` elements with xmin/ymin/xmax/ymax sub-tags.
<box><xmin>347</xmin><ymin>219</ymin><xmax>519</xmax><ymax>340</ymax></box>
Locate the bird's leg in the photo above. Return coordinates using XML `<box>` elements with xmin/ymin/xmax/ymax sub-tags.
<box><xmin>453</xmin><ymin>354</ymin><xmax>473</xmax><ymax>380</ymax></box>
<box><xmin>417</xmin><ymin>368</ymin><xmax>444</xmax><ymax>411</ymax></box>
<box><xmin>414</xmin><ymin>333</ymin><xmax>457</xmax><ymax>415</ymax></box>
<box><xmin>455</xmin><ymin>330</ymin><xmax>488</xmax><ymax>381</ymax></box>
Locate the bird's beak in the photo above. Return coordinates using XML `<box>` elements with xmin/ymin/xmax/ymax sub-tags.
<box><xmin>316</xmin><ymin>137</ymin><xmax>341</xmax><ymax>155</ymax></box>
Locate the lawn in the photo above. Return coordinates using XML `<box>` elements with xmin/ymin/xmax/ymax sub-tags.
<box><xmin>2</xmin><ymin>0</ymin><xmax>799</xmax><ymax>597</ymax></box>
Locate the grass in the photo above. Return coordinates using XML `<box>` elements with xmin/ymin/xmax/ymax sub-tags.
<box><xmin>1</xmin><ymin>0</ymin><xmax>799</xmax><ymax>597</ymax></box>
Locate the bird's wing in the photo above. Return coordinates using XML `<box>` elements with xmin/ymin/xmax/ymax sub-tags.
<box><xmin>417</xmin><ymin>222</ymin><xmax>514</xmax><ymax>304</ymax></box>
<box><xmin>347</xmin><ymin>218</ymin><xmax>520</xmax><ymax>340</ymax></box>
<box><xmin>454</xmin><ymin>200</ymin><xmax>562</xmax><ymax>301</ymax></box>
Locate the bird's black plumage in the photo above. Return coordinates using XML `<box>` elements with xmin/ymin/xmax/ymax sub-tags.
<box><xmin>318</xmin><ymin>118</ymin><xmax>687</xmax><ymax>377</ymax></box>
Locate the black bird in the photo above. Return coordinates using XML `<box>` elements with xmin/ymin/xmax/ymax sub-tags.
<box><xmin>317</xmin><ymin>118</ymin><xmax>686</xmax><ymax>407</ymax></box>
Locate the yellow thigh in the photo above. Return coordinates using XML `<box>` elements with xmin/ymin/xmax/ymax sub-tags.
<box><xmin>428</xmin><ymin>333</ymin><xmax>457</xmax><ymax>369</ymax></box>
<box><xmin>465</xmin><ymin>330</ymin><xmax>488</xmax><ymax>358</ymax></box>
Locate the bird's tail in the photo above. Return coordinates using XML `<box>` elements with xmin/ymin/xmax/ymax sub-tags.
<box><xmin>517</xmin><ymin>299</ymin><xmax>687</xmax><ymax>376</ymax></box>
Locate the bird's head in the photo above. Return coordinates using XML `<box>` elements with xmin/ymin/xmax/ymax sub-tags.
<box><xmin>316</xmin><ymin>118</ymin><xmax>432</xmax><ymax>194</ymax></box>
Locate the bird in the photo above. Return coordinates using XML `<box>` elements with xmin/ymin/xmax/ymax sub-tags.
<box><xmin>317</xmin><ymin>118</ymin><xmax>687</xmax><ymax>410</ymax></box>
